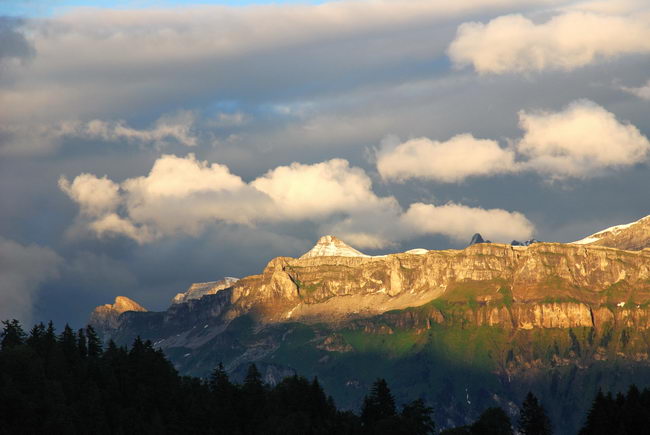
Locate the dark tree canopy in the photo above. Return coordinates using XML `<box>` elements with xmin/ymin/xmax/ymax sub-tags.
<box><xmin>518</xmin><ymin>392</ymin><xmax>552</xmax><ymax>435</ymax></box>
<box><xmin>579</xmin><ymin>385</ymin><xmax>650</xmax><ymax>435</ymax></box>
<box><xmin>0</xmin><ymin>319</ymin><xmax>436</xmax><ymax>435</ymax></box>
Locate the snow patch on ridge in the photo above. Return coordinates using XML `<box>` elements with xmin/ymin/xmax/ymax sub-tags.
<box><xmin>572</xmin><ymin>220</ymin><xmax>639</xmax><ymax>245</ymax></box>
<box><xmin>172</xmin><ymin>277</ymin><xmax>239</xmax><ymax>304</ymax></box>
<box><xmin>300</xmin><ymin>235</ymin><xmax>369</xmax><ymax>259</ymax></box>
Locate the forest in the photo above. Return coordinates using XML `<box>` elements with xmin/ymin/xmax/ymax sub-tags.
<box><xmin>0</xmin><ymin>319</ymin><xmax>647</xmax><ymax>434</ymax></box>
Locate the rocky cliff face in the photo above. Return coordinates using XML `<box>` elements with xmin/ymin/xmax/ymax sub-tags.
<box><xmin>94</xmin><ymin>239</ymin><xmax>650</xmax><ymax>332</ymax></box>
<box><xmin>223</xmin><ymin>241</ymin><xmax>650</xmax><ymax>325</ymax></box>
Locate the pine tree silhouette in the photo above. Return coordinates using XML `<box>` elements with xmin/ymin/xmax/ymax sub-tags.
<box><xmin>518</xmin><ymin>392</ymin><xmax>552</xmax><ymax>435</ymax></box>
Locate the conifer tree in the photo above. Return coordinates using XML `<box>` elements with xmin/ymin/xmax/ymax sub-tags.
<box><xmin>27</xmin><ymin>322</ymin><xmax>46</xmax><ymax>350</ymax></box>
<box><xmin>243</xmin><ymin>363</ymin><xmax>265</xmax><ymax>395</ymax></box>
<box><xmin>361</xmin><ymin>378</ymin><xmax>397</xmax><ymax>429</ymax></box>
<box><xmin>209</xmin><ymin>362</ymin><xmax>233</xmax><ymax>395</ymax></box>
<box><xmin>471</xmin><ymin>407</ymin><xmax>513</xmax><ymax>435</ymax></box>
<box><xmin>1</xmin><ymin>319</ymin><xmax>26</xmax><ymax>349</ymax></box>
<box><xmin>59</xmin><ymin>324</ymin><xmax>77</xmax><ymax>362</ymax></box>
<box><xmin>77</xmin><ymin>328</ymin><xmax>88</xmax><ymax>358</ymax></box>
<box><xmin>44</xmin><ymin>321</ymin><xmax>57</xmax><ymax>347</ymax></box>
<box><xmin>401</xmin><ymin>398</ymin><xmax>435</xmax><ymax>435</ymax></box>
<box><xmin>85</xmin><ymin>325</ymin><xmax>102</xmax><ymax>357</ymax></box>
<box><xmin>518</xmin><ymin>392</ymin><xmax>552</xmax><ymax>435</ymax></box>
<box><xmin>579</xmin><ymin>390</ymin><xmax>617</xmax><ymax>435</ymax></box>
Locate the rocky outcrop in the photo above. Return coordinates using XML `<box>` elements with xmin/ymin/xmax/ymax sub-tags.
<box><xmin>469</xmin><ymin>233</ymin><xmax>490</xmax><ymax>245</ymax></box>
<box><xmin>89</xmin><ymin>296</ymin><xmax>147</xmax><ymax>333</ymax></box>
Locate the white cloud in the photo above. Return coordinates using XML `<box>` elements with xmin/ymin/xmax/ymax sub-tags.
<box><xmin>448</xmin><ymin>11</ymin><xmax>650</xmax><ymax>74</ymax></box>
<box><xmin>401</xmin><ymin>202</ymin><xmax>535</xmax><ymax>242</ymax></box>
<box><xmin>621</xmin><ymin>79</ymin><xmax>650</xmax><ymax>100</ymax></box>
<box><xmin>252</xmin><ymin>159</ymin><xmax>399</xmax><ymax>220</ymax></box>
<box><xmin>376</xmin><ymin>134</ymin><xmax>517</xmax><ymax>182</ymax></box>
<box><xmin>60</xmin><ymin>153</ymin><xmax>535</xmax><ymax>248</ymax></box>
<box><xmin>58</xmin><ymin>173</ymin><xmax>121</xmax><ymax>217</ymax></box>
<box><xmin>89</xmin><ymin>213</ymin><xmax>154</xmax><ymax>244</ymax></box>
<box><xmin>376</xmin><ymin>100</ymin><xmax>650</xmax><ymax>182</ymax></box>
<box><xmin>517</xmin><ymin>100</ymin><xmax>650</xmax><ymax>177</ymax></box>
<box><xmin>0</xmin><ymin>237</ymin><xmax>62</xmax><ymax>324</ymax></box>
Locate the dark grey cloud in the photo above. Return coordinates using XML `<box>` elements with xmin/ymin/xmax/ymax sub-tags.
<box><xmin>0</xmin><ymin>17</ymin><xmax>34</xmax><ymax>63</ymax></box>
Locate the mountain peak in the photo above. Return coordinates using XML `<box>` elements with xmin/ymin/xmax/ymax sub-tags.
<box><xmin>89</xmin><ymin>296</ymin><xmax>147</xmax><ymax>332</ymax></box>
<box><xmin>108</xmin><ymin>296</ymin><xmax>147</xmax><ymax>314</ymax></box>
<box><xmin>299</xmin><ymin>235</ymin><xmax>368</xmax><ymax>259</ymax></box>
<box><xmin>468</xmin><ymin>233</ymin><xmax>491</xmax><ymax>246</ymax></box>
<box><xmin>572</xmin><ymin>215</ymin><xmax>650</xmax><ymax>250</ymax></box>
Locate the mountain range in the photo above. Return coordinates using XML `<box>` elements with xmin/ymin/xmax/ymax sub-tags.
<box><xmin>90</xmin><ymin>216</ymin><xmax>650</xmax><ymax>433</ymax></box>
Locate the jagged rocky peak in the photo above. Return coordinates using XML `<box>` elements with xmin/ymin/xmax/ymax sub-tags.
<box><xmin>299</xmin><ymin>235</ymin><xmax>369</xmax><ymax>259</ymax></box>
<box><xmin>468</xmin><ymin>233</ymin><xmax>491</xmax><ymax>246</ymax></box>
<box><xmin>572</xmin><ymin>214</ymin><xmax>650</xmax><ymax>250</ymax></box>
<box><xmin>172</xmin><ymin>277</ymin><xmax>239</xmax><ymax>304</ymax></box>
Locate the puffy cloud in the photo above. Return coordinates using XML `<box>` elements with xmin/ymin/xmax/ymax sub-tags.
<box><xmin>621</xmin><ymin>79</ymin><xmax>650</xmax><ymax>100</ymax></box>
<box><xmin>448</xmin><ymin>11</ymin><xmax>650</xmax><ymax>74</ymax></box>
<box><xmin>517</xmin><ymin>100</ymin><xmax>650</xmax><ymax>177</ymax></box>
<box><xmin>58</xmin><ymin>173</ymin><xmax>121</xmax><ymax>217</ymax></box>
<box><xmin>376</xmin><ymin>134</ymin><xmax>517</xmax><ymax>182</ymax></box>
<box><xmin>376</xmin><ymin>100</ymin><xmax>650</xmax><ymax>182</ymax></box>
<box><xmin>401</xmin><ymin>202</ymin><xmax>535</xmax><ymax>242</ymax></box>
<box><xmin>252</xmin><ymin>159</ymin><xmax>399</xmax><ymax>220</ymax></box>
<box><xmin>89</xmin><ymin>213</ymin><xmax>154</xmax><ymax>244</ymax></box>
<box><xmin>0</xmin><ymin>237</ymin><xmax>62</xmax><ymax>323</ymax></box>
<box><xmin>60</xmin><ymin>154</ymin><xmax>534</xmax><ymax>248</ymax></box>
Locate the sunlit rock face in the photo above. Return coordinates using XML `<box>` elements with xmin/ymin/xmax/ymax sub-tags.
<box><xmin>93</xmin><ymin>236</ymin><xmax>650</xmax><ymax>331</ymax></box>
<box><xmin>573</xmin><ymin>215</ymin><xmax>650</xmax><ymax>250</ymax></box>
<box><xmin>89</xmin><ymin>296</ymin><xmax>147</xmax><ymax>333</ymax></box>
<box><xmin>172</xmin><ymin>277</ymin><xmax>239</xmax><ymax>304</ymax></box>
<box><xmin>226</xmin><ymin>241</ymin><xmax>650</xmax><ymax>325</ymax></box>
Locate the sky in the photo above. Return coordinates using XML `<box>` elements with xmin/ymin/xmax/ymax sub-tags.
<box><xmin>1</xmin><ymin>0</ymin><xmax>650</xmax><ymax>327</ymax></box>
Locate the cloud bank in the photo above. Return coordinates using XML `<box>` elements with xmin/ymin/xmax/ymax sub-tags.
<box><xmin>60</xmin><ymin>154</ymin><xmax>534</xmax><ymax>248</ymax></box>
<box><xmin>449</xmin><ymin>11</ymin><xmax>650</xmax><ymax>74</ymax></box>
<box><xmin>377</xmin><ymin>100</ymin><xmax>650</xmax><ymax>182</ymax></box>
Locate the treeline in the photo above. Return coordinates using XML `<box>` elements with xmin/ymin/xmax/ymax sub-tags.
<box><xmin>0</xmin><ymin>319</ymin><xmax>433</xmax><ymax>434</ymax></box>
<box><xmin>2</xmin><ymin>319</ymin><xmax>648</xmax><ymax>434</ymax></box>
<box><xmin>580</xmin><ymin>385</ymin><xmax>650</xmax><ymax>435</ymax></box>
